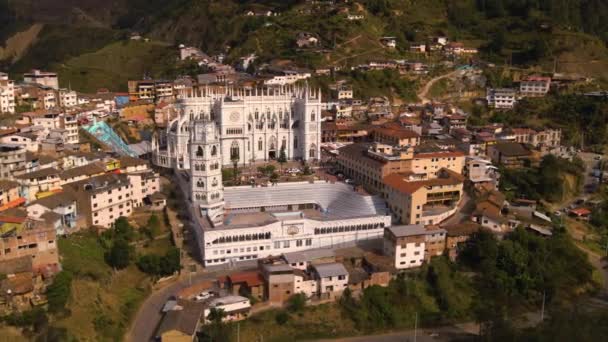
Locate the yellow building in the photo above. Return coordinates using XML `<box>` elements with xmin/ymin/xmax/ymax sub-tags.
<box><xmin>383</xmin><ymin>168</ymin><xmax>464</xmax><ymax>226</ymax></box>
<box><xmin>338</xmin><ymin>143</ymin><xmax>464</xmax><ymax>194</ymax></box>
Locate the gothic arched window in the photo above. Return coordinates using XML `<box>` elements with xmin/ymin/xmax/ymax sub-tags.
<box><xmin>258</xmin><ymin>138</ymin><xmax>263</xmax><ymax>151</ymax></box>
<box><xmin>211</xmin><ymin>145</ymin><xmax>217</xmax><ymax>156</ymax></box>
<box><xmin>311</xmin><ymin>110</ymin><xmax>316</xmax><ymax>121</ymax></box>
<box><xmin>197</xmin><ymin>180</ymin><xmax>204</xmax><ymax>188</ymax></box>
<box><xmin>196</xmin><ymin>146</ymin><xmax>203</xmax><ymax>157</ymax></box>
<box><xmin>281</xmin><ymin>137</ymin><xmax>287</xmax><ymax>150</ymax></box>
<box><xmin>309</xmin><ymin>144</ymin><xmax>317</xmax><ymax>159</ymax></box>
<box><xmin>230</xmin><ymin>141</ymin><xmax>239</xmax><ymax>160</ymax></box>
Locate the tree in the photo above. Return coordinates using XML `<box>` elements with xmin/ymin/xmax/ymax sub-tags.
<box><xmin>137</xmin><ymin>247</ymin><xmax>181</xmax><ymax>277</ymax></box>
<box><xmin>145</xmin><ymin>214</ymin><xmax>161</xmax><ymax>239</ymax></box>
<box><xmin>136</xmin><ymin>254</ymin><xmax>162</xmax><ymax>275</ymax></box>
<box><xmin>302</xmin><ymin>164</ymin><xmax>313</xmax><ymax>175</ymax></box>
<box><xmin>277</xmin><ymin>147</ymin><xmax>287</xmax><ymax>171</ymax></box>
<box><xmin>105</xmin><ymin>239</ymin><xmax>131</xmax><ymax>270</ymax></box>
<box><xmin>200</xmin><ymin>308</ymin><xmax>230</xmax><ymax>342</ymax></box>
<box><xmin>257</xmin><ymin>164</ymin><xmax>276</xmax><ymax>177</ymax></box>
<box><xmin>287</xmin><ymin>293</ymin><xmax>306</xmax><ymax>312</ymax></box>
<box><xmin>270</xmin><ymin>172</ymin><xmax>279</xmax><ymax>184</ymax></box>
<box><xmin>231</xmin><ymin>156</ymin><xmax>240</xmax><ymax>183</ymax></box>
<box><xmin>486</xmin><ymin>29</ymin><xmax>506</xmax><ymax>55</ymax></box>
<box><xmin>159</xmin><ymin>247</ymin><xmax>181</xmax><ymax>275</ymax></box>
<box><xmin>46</xmin><ymin>271</ymin><xmax>73</xmax><ymax>313</ymax></box>
<box><xmin>275</xmin><ymin>311</ymin><xmax>289</xmax><ymax>325</ymax></box>
<box><xmin>113</xmin><ymin>217</ymin><xmax>134</xmax><ymax>241</ymax></box>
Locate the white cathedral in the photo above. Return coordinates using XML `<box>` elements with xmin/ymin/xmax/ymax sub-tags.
<box><xmin>155</xmin><ymin>86</ymin><xmax>391</xmax><ymax>266</ymax></box>
<box><xmin>152</xmin><ymin>85</ymin><xmax>323</xmax><ymax>170</ymax></box>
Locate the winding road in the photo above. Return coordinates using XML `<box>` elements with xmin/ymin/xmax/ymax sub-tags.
<box><xmin>126</xmin><ymin>264</ymin><xmax>257</xmax><ymax>342</ymax></box>
<box><xmin>417</xmin><ymin>70</ymin><xmax>461</xmax><ymax>103</ymax></box>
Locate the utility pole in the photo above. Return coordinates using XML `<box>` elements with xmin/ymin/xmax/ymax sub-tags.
<box><xmin>540</xmin><ymin>291</ymin><xmax>546</xmax><ymax>321</ymax></box>
<box><xmin>237</xmin><ymin>322</ymin><xmax>240</xmax><ymax>342</ymax></box>
<box><xmin>414</xmin><ymin>311</ymin><xmax>418</xmax><ymax>342</ymax></box>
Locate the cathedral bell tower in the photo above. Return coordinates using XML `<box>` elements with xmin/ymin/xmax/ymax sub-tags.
<box><xmin>189</xmin><ymin>119</ymin><xmax>225</xmax><ymax>226</ymax></box>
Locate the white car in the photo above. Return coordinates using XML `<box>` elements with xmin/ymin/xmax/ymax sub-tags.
<box><xmin>194</xmin><ymin>291</ymin><xmax>212</xmax><ymax>301</ymax></box>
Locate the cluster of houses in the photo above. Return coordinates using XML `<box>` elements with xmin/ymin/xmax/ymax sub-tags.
<box><xmin>0</xmin><ymin>151</ymin><xmax>164</xmax><ymax>314</ymax></box>
<box><xmin>0</xmin><ymin>68</ymin><xmax>167</xmax><ymax>315</ymax></box>
<box><xmin>487</xmin><ymin>75</ymin><xmax>553</xmax><ymax>109</ymax></box>
<box><xmin>154</xmin><ymin>88</ymin><xmax>569</xmax><ymax>341</ymax></box>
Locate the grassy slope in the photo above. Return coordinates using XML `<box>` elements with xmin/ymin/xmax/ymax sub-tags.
<box><xmin>56</xmin><ymin>40</ymin><xmax>175</xmax><ymax>93</ymax></box>
<box><xmin>55</xmin><ymin>230</ymin><xmax>171</xmax><ymax>341</ymax></box>
<box><xmin>55</xmin><ymin>233</ymin><xmax>146</xmax><ymax>341</ymax></box>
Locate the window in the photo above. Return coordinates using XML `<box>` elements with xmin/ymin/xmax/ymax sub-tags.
<box><xmin>283</xmin><ymin>241</ymin><xmax>290</xmax><ymax>248</ymax></box>
<box><xmin>338</xmin><ymin>275</ymin><xmax>345</xmax><ymax>280</ymax></box>
<box><xmin>296</xmin><ymin>240</ymin><xmax>303</xmax><ymax>247</ymax></box>
<box><xmin>226</xmin><ymin>128</ymin><xmax>243</xmax><ymax>135</ymax></box>
<box><xmin>305</xmin><ymin>239</ymin><xmax>312</xmax><ymax>246</ymax></box>
<box><xmin>258</xmin><ymin>138</ymin><xmax>263</xmax><ymax>151</ymax></box>
<box><xmin>211</xmin><ymin>145</ymin><xmax>217</xmax><ymax>156</ymax></box>
<box><xmin>414</xmin><ymin>251</ymin><xmax>420</xmax><ymax>255</ymax></box>
<box><xmin>230</xmin><ymin>141</ymin><xmax>239</xmax><ymax>160</ymax></box>
<box><xmin>274</xmin><ymin>241</ymin><xmax>280</xmax><ymax>249</ymax></box>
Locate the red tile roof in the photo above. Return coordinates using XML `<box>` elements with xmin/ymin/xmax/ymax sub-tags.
<box><xmin>373</xmin><ymin>127</ymin><xmax>420</xmax><ymax>139</ymax></box>
<box><xmin>570</xmin><ymin>208</ymin><xmax>591</xmax><ymax>216</ymax></box>
<box><xmin>413</xmin><ymin>150</ymin><xmax>465</xmax><ymax>159</ymax></box>
<box><xmin>227</xmin><ymin>271</ymin><xmax>264</xmax><ymax>287</ymax></box>
<box><xmin>0</xmin><ymin>215</ymin><xmax>27</xmax><ymax>224</ymax></box>
<box><xmin>383</xmin><ymin>169</ymin><xmax>464</xmax><ymax>195</ymax></box>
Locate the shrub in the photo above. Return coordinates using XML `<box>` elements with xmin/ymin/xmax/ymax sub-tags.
<box><xmin>46</xmin><ymin>271</ymin><xmax>73</xmax><ymax>313</ymax></box>
<box><xmin>275</xmin><ymin>311</ymin><xmax>289</xmax><ymax>325</ymax></box>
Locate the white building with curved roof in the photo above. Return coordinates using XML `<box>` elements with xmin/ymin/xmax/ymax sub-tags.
<box><xmin>176</xmin><ymin>138</ymin><xmax>391</xmax><ymax>267</ymax></box>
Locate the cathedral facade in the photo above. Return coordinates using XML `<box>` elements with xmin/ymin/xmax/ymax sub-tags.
<box><xmin>152</xmin><ymin>86</ymin><xmax>323</xmax><ymax>170</ymax></box>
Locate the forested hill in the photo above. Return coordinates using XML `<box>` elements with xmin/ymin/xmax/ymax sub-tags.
<box><xmin>2</xmin><ymin>0</ymin><xmax>608</xmax><ymax>88</ymax></box>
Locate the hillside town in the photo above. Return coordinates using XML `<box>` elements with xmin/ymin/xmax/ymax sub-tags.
<box><xmin>1</xmin><ymin>1</ymin><xmax>608</xmax><ymax>342</ymax></box>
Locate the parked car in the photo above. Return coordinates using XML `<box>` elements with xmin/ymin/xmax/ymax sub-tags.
<box><xmin>594</xmin><ymin>155</ymin><xmax>602</xmax><ymax>161</ymax></box>
<box><xmin>195</xmin><ymin>291</ymin><xmax>212</xmax><ymax>301</ymax></box>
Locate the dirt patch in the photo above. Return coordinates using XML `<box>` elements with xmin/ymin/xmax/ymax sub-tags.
<box><xmin>0</xmin><ymin>23</ymin><xmax>44</xmax><ymax>63</ymax></box>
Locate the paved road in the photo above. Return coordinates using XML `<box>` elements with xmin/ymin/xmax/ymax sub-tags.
<box><xmin>126</xmin><ymin>264</ymin><xmax>256</xmax><ymax>342</ymax></box>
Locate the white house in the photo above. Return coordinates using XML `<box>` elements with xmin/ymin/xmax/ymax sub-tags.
<box><xmin>204</xmin><ymin>296</ymin><xmax>251</xmax><ymax>322</ymax></box>
<box><xmin>380</xmin><ymin>37</ymin><xmax>397</xmax><ymax>48</ymax></box>
<box><xmin>312</xmin><ymin>263</ymin><xmax>349</xmax><ymax>295</ymax></box>
<box><xmin>383</xmin><ymin>225</ymin><xmax>427</xmax><ymax>269</ymax></box>
<box><xmin>0</xmin><ymin>74</ymin><xmax>15</xmax><ymax>114</ymax></box>
<box><xmin>486</xmin><ymin>88</ymin><xmax>517</xmax><ymax>109</ymax></box>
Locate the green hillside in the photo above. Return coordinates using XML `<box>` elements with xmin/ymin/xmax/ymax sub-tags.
<box><xmin>2</xmin><ymin>0</ymin><xmax>608</xmax><ymax>90</ymax></box>
<box><xmin>56</xmin><ymin>40</ymin><xmax>174</xmax><ymax>92</ymax></box>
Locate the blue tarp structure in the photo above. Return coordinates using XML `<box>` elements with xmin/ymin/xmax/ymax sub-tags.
<box><xmin>83</xmin><ymin>121</ymin><xmax>137</xmax><ymax>157</ymax></box>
